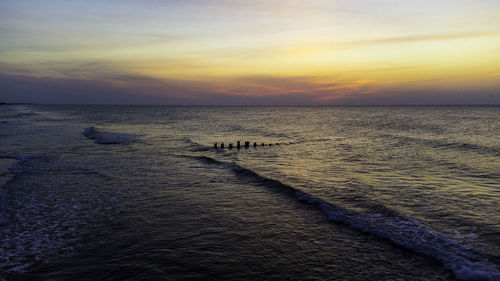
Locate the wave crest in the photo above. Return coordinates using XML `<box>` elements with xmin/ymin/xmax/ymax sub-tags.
<box><xmin>7</xmin><ymin>154</ymin><xmax>49</xmax><ymax>175</ymax></box>
<box><xmin>83</xmin><ymin>127</ymin><xmax>139</xmax><ymax>144</ymax></box>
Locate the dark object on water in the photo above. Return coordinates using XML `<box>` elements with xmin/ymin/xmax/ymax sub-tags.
<box><xmin>229</xmin><ymin>143</ymin><xmax>233</xmax><ymax>149</ymax></box>
<box><xmin>237</xmin><ymin>141</ymin><xmax>241</xmax><ymax>149</ymax></box>
<box><xmin>269</xmin><ymin>143</ymin><xmax>273</xmax><ymax>146</ymax></box>
<box><xmin>253</xmin><ymin>142</ymin><xmax>257</xmax><ymax>148</ymax></box>
<box><xmin>276</xmin><ymin>143</ymin><xmax>280</xmax><ymax>145</ymax></box>
<box><xmin>261</xmin><ymin>143</ymin><xmax>265</xmax><ymax>146</ymax></box>
<box><xmin>221</xmin><ymin>142</ymin><xmax>225</xmax><ymax>149</ymax></box>
<box><xmin>245</xmin><ymin>141</ymin><xmax>250</xmax><ymax>148</ymax></box>
<box><xmin>214</xmin><ymin>142</ymin><xmax>218</xmax><ymax>149</ymax></box>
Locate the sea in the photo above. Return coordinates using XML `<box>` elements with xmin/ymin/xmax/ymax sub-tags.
<box><xmin>0</xmin><ymin>104</ymin><xmax>499</xmax><ymax>281</ymax></box>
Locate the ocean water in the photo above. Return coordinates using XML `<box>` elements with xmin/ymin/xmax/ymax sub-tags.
<box><xmin>0</xmin><ymin>104</ymin><xmax>499</xmax><ymax>281</ymax></box>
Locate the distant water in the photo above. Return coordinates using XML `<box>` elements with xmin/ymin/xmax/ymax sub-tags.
<box><xmin>1</xmin><ymin>104</ymin><xmax>499</xmax><ymax>281</ymax></box>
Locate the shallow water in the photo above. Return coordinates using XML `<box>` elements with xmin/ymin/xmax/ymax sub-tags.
<box><xmin>1</xmin><ymin>105</ymin><xmax>499</xmax><ymax>280</ymax></box>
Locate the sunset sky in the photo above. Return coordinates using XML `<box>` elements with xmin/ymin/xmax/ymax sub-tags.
<box><xmin>1</xmin><ymin>0</ymin><xmax>499</xmax><ymax>104</ymax></box>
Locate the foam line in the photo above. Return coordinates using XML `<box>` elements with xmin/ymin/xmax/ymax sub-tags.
<box><xmin>185</xmin><ymin>154</ymin><xmax>500</xmax><ymax>281</ymax></box>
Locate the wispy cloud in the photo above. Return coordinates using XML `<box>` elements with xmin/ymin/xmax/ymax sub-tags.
<box><xmin>187</xmin><ymin>74</ymin><xmax>372</xmax><ymax>104</ymax></box>
<box><xmin>190</xmin><ymin>31</ymin><xmax>500</xmax><ymax>61</ymax></box>
<box><xmin>339</xmin><ymin>32</ymin><xmax>500</xmax><ymax>47</ymax></box>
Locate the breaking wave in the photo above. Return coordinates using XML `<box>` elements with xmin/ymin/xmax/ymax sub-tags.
<box><xmin>185</xmin><ymin>154</ymin><xmax>500</xmax><ymax>281</ymax></box>
<box><xmin>83</xmin><ymin>127</ymin><xmax>139</xmax><ymax>144</ymax></box>
<box><xmin>14</xmin><ymin>112</ymin><xmax>39</xmax><ymax>118</ymax></box>
<box><xmin>6</xmin><ymin>154</ymin><xmax>50</xmax><ymax>175</ymax></box>
<box><xmin>182</xmin><ymin>138</ymin><xmax>211</xmax><ymax>152</ymax></box>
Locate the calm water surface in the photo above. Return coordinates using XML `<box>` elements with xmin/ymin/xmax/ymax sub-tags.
<box><xmin>1</xmin><ymin>105</ymin><xmax>499</xmax><ymax>280</ymax></box>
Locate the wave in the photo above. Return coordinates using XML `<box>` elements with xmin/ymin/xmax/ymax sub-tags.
<box><xmin>1</xmin><ymin>154</ymin><xmax>112</xmax><ymax>178</ymax></box>
<box><xmin>182</xmin><ymin>138</ymin><xmax>211</xmax><ymax>152</ymax></box>
<box><xmin>83</xmin><ymin>127</ymin><xmax>139</xmax><ymax>144</ymax></box>
<box><xmin>383</xmin><ymin>134</ymin><xmax>500</xmax><ymax>157</ymax></box>
<box><xmin>184</xmin><ymin>154</ymin><xmax>500</xmax><ymax>281</ymax></box>
<box><xmin>5</xmin><ymin>154</ymin><xmax>50</xmax><ymax>175</ymax></box>
<box><xmin>288</xmin><ymin>138</ymin><xmax>332</xmax><ymax>146</ymax></box>
<box><xmin>0</xmin><ymin>112</ymin><xmax>39</xmax><ymax>120</ymax></box>
<box><xmin>14</xmin><ymin>112</ymin><xmax>38</xmax><ymax>118</ymax></box>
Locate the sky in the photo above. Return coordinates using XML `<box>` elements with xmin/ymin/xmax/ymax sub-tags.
<box><xmin>1</xmin><ymin>0</ymin><xmax>499</xmax><ymax>105</ymax></box>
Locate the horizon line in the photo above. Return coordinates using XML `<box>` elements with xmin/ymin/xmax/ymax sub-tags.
<box><xmin>2</xmin><ymin>103</ymin><xmax>499</xmax><ymax>107</ymax></box>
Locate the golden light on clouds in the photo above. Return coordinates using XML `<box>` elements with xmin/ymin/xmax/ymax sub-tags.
<box><xmin>1</xmin><ymin>0</ymin><xmax>499</xmax><ymax>104</ymax></box>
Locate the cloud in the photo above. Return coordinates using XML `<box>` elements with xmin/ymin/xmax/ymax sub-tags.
<box><xmin>1</xmin><ymin>61</ymin><xmax>498</xmax><ymax>105</ymax></box>
<box><xmin>1</xmin><ymin>72</ymin><xmax>498</xmax><ymax>105</ymax></box>
<box><xmin>0</xmin><ymin>60</ymin><xmax>371</xmax><ymax>104</ymax></box>
<box><xmin>193</xmin><ymin>31</ymin><xmax>500</xmax><ymax>61</ymax></box>
<box><xmin>0</xmin><ymin>62</ymin><xmax>35</xmax><ymax>76</ymax></box>
<box><xmin>0</xmin><ymin>70</ymin><xmax>369</xmax><ymax>105</ymax></box>
<box><xmin>339</xmin><ymin>32</ymin><xmax>500</xmax><ymax>47</ymax></box>
<box><xmin>0</xmin><ymin>73</ymin><xmax>212</xmax><ymax>104</ymax></box>
<box><xmin>332</xmin><ymin>86</ymin><xmax>500</xmax><ymax>105</ymax></box>
<box><xmin>206</xmin><ymin>75</ymin><xmax>372</xmax><ymax>104</ymax></box>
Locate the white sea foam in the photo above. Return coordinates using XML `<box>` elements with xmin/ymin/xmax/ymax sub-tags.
<box><xmin>0</xmin><ymin>154</ymin><xmax>70</xmax><ymax>278</ymax></box>
<box><xmin>0</xmin><ymin>153</ymin><xmax>116</xmax><ymax>280</ymax></box>
<box><xmin>296</xmin><ymin>192</ymin><xmax>500</xmax><ymax>281</ymax></box>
